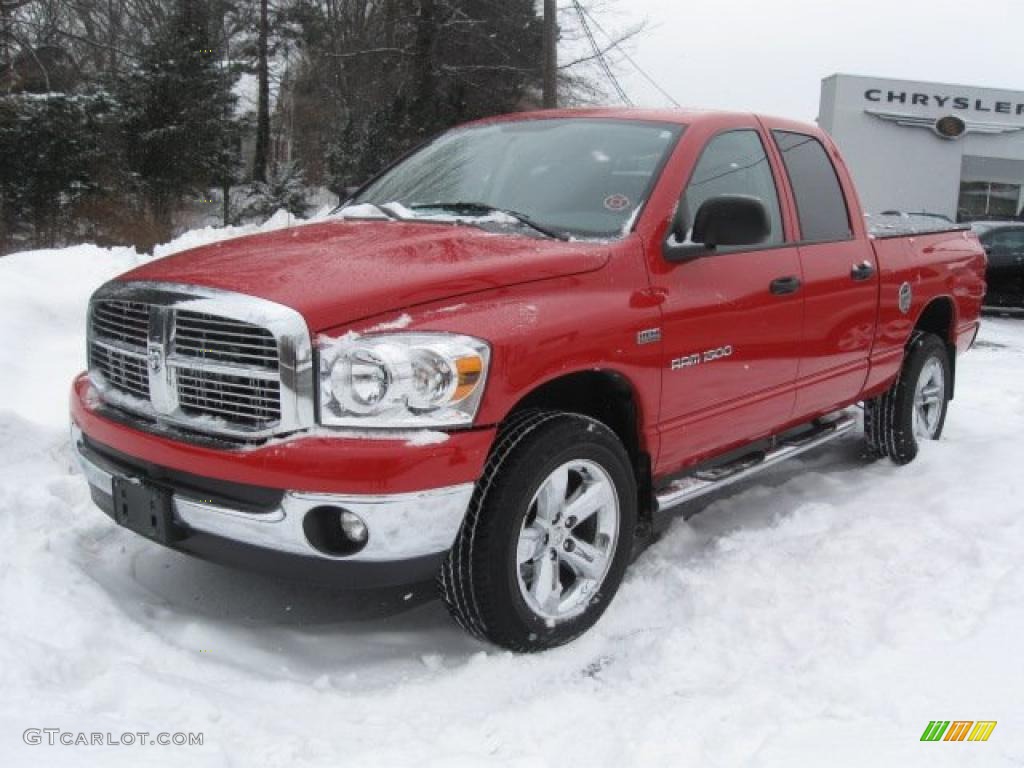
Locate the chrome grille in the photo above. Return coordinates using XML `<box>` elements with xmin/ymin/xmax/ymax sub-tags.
<box><xmin>174</xmin><ymin>310</ymin><xmax>278</xmax><ymax>370</ymax></box>
<box><xmin>91</xmin><ymin>300</ymin><xmax>149</xmax><ymax>347</ymax></box>
<box><xmin>178</xmin><ymin>370</ymin><xmax>281</xmax><ymax>424</ymax></box>
<box><xmin>86</xmin><ymin>283</ymin><xmax>313</xmax><ymax>441</ymax></box>
<box><xmin>89</xmin><ymin>342</ymin><xmax>150</xmax><ymax>400</ymax></box>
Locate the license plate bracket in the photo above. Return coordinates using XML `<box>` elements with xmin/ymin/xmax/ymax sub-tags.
<box><xmin>111</xmin><ymin>475</ymin><xmax>179</xmax><ymax>545</ymax></box>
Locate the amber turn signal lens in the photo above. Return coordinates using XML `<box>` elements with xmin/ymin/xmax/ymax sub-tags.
<box><xmin>454</xmin><ymin>356</ymin><xmax>483</xmax><ymax>401</ymax></box>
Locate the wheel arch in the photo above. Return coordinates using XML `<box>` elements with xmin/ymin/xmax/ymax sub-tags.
<box><xmin>911</xmin><ymin>295</ymin><xmax>957</xmax><ymax>399</ymax></box>
<box><xmin>503</xmin><ymin>368</ymin><xmax>653</xmax><ymax>517</ymax></box>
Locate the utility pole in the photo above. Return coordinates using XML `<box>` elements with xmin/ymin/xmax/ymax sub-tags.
<box><xmin>542</xmin><ymin>0</ymin><xmax>557</xmax><ymax>108</ymax></box>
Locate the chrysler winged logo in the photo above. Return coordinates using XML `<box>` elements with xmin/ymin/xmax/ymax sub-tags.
<box><xmin>148</xmin><ymin>345</ymin><xmax>164</xmax><ymax>373</ymax></box>
<box><xmin>866</xmin><ymin>109</ymin><xmax>1024</xmax><ymax>140</ymax></box>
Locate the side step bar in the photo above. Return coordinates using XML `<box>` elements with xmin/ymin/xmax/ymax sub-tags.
<box><xmin>654</xmin><ymin>413</ymin><xmax>857</xmax><ymax>514</ymax></box>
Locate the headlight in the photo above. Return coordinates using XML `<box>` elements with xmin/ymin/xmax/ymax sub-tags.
<box><xmin>318</xmin><ymin>333</ymin><xmax>490</xmax><ymax>428</ymax></box>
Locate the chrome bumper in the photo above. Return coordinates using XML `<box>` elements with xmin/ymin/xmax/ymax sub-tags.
<box><xmin>70</xmin><ymin>424</ymin><xmax>474</xmax><ymax>562</ymax></box>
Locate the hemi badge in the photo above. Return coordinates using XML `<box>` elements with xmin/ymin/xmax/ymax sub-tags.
<box><xmin>637</xmin><ymin>328</ymin><xmax>661</xmax><ymax>345</ymax></box>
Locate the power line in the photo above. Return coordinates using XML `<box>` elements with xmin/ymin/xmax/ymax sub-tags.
<box><xmin>572</xmin><ymin>0</ymin><xmax>631</xmax><ymax>106</ymax></box>
<box><xmin>576</xmin><ymin>3</ymin><xmax>682</xmax><ymax>109</ymax></box>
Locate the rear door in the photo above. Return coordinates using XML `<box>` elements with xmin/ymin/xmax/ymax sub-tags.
<box><xmin>653</xmin><ymin>127</ymin><xmax>804</xmax><ymax>473</ymax></box>
<box><xmin>770</xmin><ymin>129</ymin><xmax>880</xmax><ymax>416</ymax></box>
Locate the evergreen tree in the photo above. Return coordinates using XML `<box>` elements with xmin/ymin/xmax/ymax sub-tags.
<box><xmin>114</xmin><ymin>2</ymin><xmax>239</xmax><ymax>247</ymax></box>
<box><xmin>0</xmin><ymin>92</ymin><xmax>120</xmax><ymax>251</ymax></box>
<box><xmin>240</xmin><ymin>160</ymin><xmax>308</xmax><ymax>221</ymax></box>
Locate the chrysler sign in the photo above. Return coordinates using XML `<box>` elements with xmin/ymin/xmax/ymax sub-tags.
<box><xmin>864</xmin><ymin>89</ymin><xmax>1024</xmax><ymax>117</ymax></box>
<box><xmin>863</xmin><ymin>88</ymin><xmax>1024</xmax><ymax>140</ymax></box>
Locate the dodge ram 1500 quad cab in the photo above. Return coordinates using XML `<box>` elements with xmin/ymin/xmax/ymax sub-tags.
<box><xmin>70</xmin><ymin>109</ymin><xmax>986</xmax><ymax>651</ymax></box>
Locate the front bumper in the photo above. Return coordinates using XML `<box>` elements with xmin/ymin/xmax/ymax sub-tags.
<box><xmin>70</xmin><ymin>374</ymin><xmax>492</xmax><ymax>587</ymax></box>
<box><xmin>71</xmin><ymin>425</ymin><xmax>475</xmax><ymax>586</ymax></box>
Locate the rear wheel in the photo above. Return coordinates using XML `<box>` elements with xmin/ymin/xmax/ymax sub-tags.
<box><xmin>864</xmin><ymin>333</ymin><xmax>950</xmax><ymax>465</ymax></box>
<box><xmin>438</xmin><ymin>410</ymin><xmax>637</xmax><ymax>652</ymax></box>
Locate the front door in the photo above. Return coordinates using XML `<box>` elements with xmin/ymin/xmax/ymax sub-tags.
<box><xmin>653</xmin><ymin>128</ymin><xmax>804</xmax><ymax>474</ymax></box>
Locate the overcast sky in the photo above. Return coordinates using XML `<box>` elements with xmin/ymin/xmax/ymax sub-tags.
<box><xmin>595</xmin><ymin>0</ymin><xmax>1024</xmax><ymax>122</ymax></box>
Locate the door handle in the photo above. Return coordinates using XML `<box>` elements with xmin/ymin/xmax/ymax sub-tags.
<box><xmin>851</xmin><ymin>261</ymin><xmax>875</xmax><ymax>281</ymax></box>
<box><xmin>769</xmin><ymin>276</ymin><xmax>801</xmax><ymax>295</ymax></box>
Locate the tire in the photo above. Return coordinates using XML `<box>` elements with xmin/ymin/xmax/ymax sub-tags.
<box><xmin>864</xmin><ymin>333</ymin><xmax>951</xmax><ymax>465</ymax></box>
<box><xmin>438</xmin><ymin>409</ymin><xmax>637</xmax><ymax>652</ymax></box>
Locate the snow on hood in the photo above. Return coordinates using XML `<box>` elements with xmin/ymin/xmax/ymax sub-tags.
<box><xmin>116</xmin><ymin>217</ymin><xmax>610</xmax><ymax>332</ymax></box>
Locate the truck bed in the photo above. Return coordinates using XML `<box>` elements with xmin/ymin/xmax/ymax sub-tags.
<box><xmin>866</xmin><ymin>212</ymin><xmax>970</xmax><ymax>240</ymax></box>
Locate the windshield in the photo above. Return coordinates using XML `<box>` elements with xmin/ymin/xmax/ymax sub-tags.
<box><xmin>352</xmin><ymin>118</ymin><xmax>683</xmax><ymax>239</ymax></box>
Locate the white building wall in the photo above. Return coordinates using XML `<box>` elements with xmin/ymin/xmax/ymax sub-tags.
<box><xmin>818</xmin><ymin>74</ymin><xmax>1024</xmax><ymax>220</ymax></box>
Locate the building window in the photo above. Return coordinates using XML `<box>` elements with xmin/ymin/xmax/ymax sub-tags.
<box><xmin>958</xmin><ymin>181</ymin><xmax>1022</xmax><ymax>220</ymax></box>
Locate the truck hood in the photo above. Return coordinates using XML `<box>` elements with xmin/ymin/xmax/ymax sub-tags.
<box><xmin>118</xmin><ymin>219</ymin><xmax>610</xmax><ymax>331</ymax></box>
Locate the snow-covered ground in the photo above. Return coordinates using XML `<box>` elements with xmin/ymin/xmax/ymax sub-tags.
<box><xmin>1</xmin><ymin>228</ymin><xmax>1022</xmax><ymax>766</ymax></box>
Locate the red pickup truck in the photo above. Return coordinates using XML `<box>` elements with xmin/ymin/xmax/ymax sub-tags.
<box><xmin>70</xmin><ymin>109</ymin><xmax>986</xmax><ymax>651</ymax></box>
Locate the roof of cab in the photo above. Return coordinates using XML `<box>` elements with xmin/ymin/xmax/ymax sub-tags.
<box><xmin>468</xmin><ymin>106</ymin><xmax>745</xmax><ymax>127</ymax></box>
<box><xmin>463</xmin><ymin>107</ymin><xmax>823</xmax><ymax>136</ymax></box>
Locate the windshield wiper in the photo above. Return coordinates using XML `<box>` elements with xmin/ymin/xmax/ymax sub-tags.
<box><xmin>410</xmin><ymin>202</ymin><xmax>568</xmax><ymax>240</ymax></box>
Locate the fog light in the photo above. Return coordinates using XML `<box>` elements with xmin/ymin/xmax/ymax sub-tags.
<box><xmin>303</xmin><ymin>506</ymin><xmax>369</xmax><ymax>556</ymax></box>
<box><xmin>339</xmin><ymin>510</ymin><xmax>368</xmax><ymax>543</ymax></box>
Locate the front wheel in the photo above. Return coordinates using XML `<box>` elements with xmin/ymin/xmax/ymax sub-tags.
<box><xmin>438</xmin><ymin>410</ymin><xmax>637</xmax><ymax>652</ymax></box>
<box><xmin>864</xmin><ymin>333</ymin><xmax>951</xmax><ymax>465</ymax></box>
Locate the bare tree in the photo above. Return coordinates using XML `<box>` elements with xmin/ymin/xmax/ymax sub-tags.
<box><xmin>556</xmin><ymin>0</ymin><xmax>647</xmax><ymax>107</ymax></box>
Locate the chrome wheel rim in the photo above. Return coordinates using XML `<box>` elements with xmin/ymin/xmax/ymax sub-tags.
<box><xmin>515</xmin><ymin>460</ymin><xmax>619</xmax><ymax>623</ymax></box>
<box><xmin>913</xmin><ymin>358</ymin><xmax>945</xmax><ymax>439</ymax></box>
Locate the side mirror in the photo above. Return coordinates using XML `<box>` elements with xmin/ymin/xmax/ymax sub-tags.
<box><xmin>663</xmin><ymin>194</ymin><xmax>771</xmax><ymax>263</ymax></box>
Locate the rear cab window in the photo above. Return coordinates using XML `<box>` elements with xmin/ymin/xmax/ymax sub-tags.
<box><xmin>772</xmin><ymin>131</ymin><xmax>852</xmax><ymax>243</ymax></box>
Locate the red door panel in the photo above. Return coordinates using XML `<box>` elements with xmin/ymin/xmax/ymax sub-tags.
<box><xmin>764</xmin><ymin>125</ymin><xmax>879</xmax><ymax>418</ymax></box>
<box><xmin>641</xmin><ymin>122</ymin><xmax>805</xmax><ymax>477</ymax></box>
<box><xmin>654</xmin><ymin>247</ymin><xmax>804</xmax><ymax>474</ymax></box>
<box><xmin>793</xmin><ymin>240</ymin><xmax>878</xmax><ymax>416</ymax></box>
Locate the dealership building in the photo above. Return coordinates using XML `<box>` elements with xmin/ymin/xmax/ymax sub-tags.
<box><xmin>818</xmin><ymin>74</ymin><xmax>1024</xmax><ymax>221</ymax></box>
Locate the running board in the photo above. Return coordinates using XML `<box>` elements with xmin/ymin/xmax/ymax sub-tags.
<box><xmin>655</xmin><ymin>414</ymin><xmax>857</xmax><ymax>514</ymax></box>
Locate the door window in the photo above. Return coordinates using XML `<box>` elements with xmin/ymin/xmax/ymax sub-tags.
<box><xmin>772</xmin><ymin>131</ymin><xmax>852</xmax><ymax>242</ymax></box>
<box><xmin>682</xmin><ymin>130</ymin><xmax>784</xmax><ymax>246</ymax></box>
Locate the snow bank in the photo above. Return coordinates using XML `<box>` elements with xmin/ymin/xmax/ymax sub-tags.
<box><xmin>0</xmin><ymin>211</ymin><xmax>308</xmax><ymax>427</ymax></box>
<box><xmin>0</xmin><ymin>244</ymin><xmax>143</xmax><ymax>427</ymax></box>
<box><xmin>153</xmin><ymin>208</ymin><xmax>322</xmax><ymax>259</ymax></box>
<box><xmin>1</xmin><ymin>234</ymin><xmax>1023</xmax><ymax>766</ymax></box>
